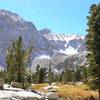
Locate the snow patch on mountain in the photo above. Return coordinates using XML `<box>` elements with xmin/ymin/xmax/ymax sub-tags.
<box><xmin>36</xmin><ymin>55</ymin><xmax>51</xmax><ymax>59</ymax></box>
<box><xmin>59</xmin><ymin>46</ymin><xmax>78</xmax><ymax>55</ymax></box>
<box><xmin>43</xmin><ymin>33</ymin><xmax>85</xmax><ymax>42</ymax></box>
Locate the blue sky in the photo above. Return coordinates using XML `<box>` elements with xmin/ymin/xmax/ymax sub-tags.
<box><xmin>0</xmin><ymin>0</ymin><xmax>99</xmax><ymax>35</ymax></box>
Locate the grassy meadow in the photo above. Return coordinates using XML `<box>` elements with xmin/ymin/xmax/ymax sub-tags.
<box><xmin>31</xmin><ymin>83</ymin><xmax>98</xmax><ymax>100</ymax></box>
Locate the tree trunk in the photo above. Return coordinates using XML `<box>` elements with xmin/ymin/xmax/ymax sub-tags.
<box><xmin>98</xmin><ymin>89</ymin><xmax>100</xmax><ymax>100</ymax></box>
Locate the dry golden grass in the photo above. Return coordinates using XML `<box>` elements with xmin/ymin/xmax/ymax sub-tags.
<box><xmin>31</xmin><ymin>83</ymin><xmax>48</xmax><ymax>92</ymax></box>
<box><xmin>57</xmin><ymin>84</ymin><xmax>98</xmax><ymax>98</ymax></box>
<box><xmin>31</xmin><ymin>83</ymin><xmax>98</xmax><ymax>99</ymax></box>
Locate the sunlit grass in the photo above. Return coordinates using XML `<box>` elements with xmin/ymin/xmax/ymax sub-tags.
<box><xmin>57</xmin><ymin>84</ymin><xmax>98</xmax><ymax>98</ymax></box>
<box><xmin>31</xmin><ymin>83</ymin><xmax>48</xmax><ymax>92</ymax></box>
<box><xmin>31</xmin><ymin>83</ymin><xmax>98</xmax><ymax>99</ymax></box>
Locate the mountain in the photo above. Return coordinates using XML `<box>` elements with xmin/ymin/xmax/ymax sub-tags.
<box><xmin>0</xmin><ymin>9</ymin><xmax>47</xmax><ymax>66</ymax></box>
<box><xmin>0</xmin><ymin>9</ymin><xmax>87</xmax><ymax>71</ymax></box>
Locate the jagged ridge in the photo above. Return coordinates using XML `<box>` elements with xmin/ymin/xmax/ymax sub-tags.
<box><xmin>0</xmin><ymin>9</ymin><xmax>87</xmax><ymax>72</ymax></box>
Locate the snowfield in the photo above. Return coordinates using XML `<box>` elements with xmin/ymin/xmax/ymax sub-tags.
<box><xmin>59</xmin><ymin>46</ymin><xmax>78</xmax><ymax>55</ymax></box>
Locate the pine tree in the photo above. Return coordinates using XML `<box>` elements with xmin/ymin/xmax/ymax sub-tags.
<box><xmin>0</xmin><ymin>70</ymin><xmax>3</xmax><ymax>78</ymax></box>
<box><xmin>86</xmin><ymin>4</ymin><xmax>100</xmax><ymax>100</ymax></box>
<box><xmin>6</xmin><ymin>48</ymin><xmax>16</xmax><ymax>82</ymax></box>
<box><xmin>48</xmin><ymin>62</ymin><xmax>52</xmax><ymax>85</ymax></box>
<box><xmin>35</xmin><ymin>64</ymin><xmax>40</xmax><ymax>83</ymax></box>
<box><xmin>38</xmin><ymin>67</ymin><xmax>47</xmax><ymax>83</ymax></box>
<box><xmin>81</xmin><ymin>66</ymin><xmax>88</xmax><ymax>82</ymax></box>
<box><xmin>62</xmin><ymin>68</ymin><xmax>72</xmax><ymax>83</ymax></box>
<box><xmin>6</xmin><ymin>36</ymin><xmax>33</xmax><ymax>83</ymax></box>
<box><xmin>33</xmin><ymin>64</ymin><xmax>48</xmax><ymax>83</ymax></box>
<box><xmin>74</xmin><ymin>67</ymin><xmax>82</xmax><ymax>82</ymax></box>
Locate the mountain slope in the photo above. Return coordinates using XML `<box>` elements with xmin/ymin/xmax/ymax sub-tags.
<box><xmin>0</xmin><ymin>9</ymin><xmax>87</xmax><ymax>71</ymax></box>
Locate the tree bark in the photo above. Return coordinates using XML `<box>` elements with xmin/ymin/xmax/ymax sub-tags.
<box><xmin>98</xmin><ymin>89</ymin><xmax>100</xmax><ymax>100</ymax></box>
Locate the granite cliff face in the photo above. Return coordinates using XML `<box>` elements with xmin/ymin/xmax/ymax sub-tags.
<box><xmin>0</xmin><ymin>9</ymin><xmax>87</xmax><ymax>71</ymax></box>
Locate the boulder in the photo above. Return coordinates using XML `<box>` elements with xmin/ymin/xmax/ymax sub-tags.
<box><xmin>0</xmin><ymin>78</ymin><xmax>4</xmax><ymax>90</ymax></box>
<box><xmin>11</xmin><ymin>82</ymin><xmax>24</xmax><ymax>89</ymax></box>
<box><xmin>46</xmin><ymin>92</ymin><xmax>58</xmax><ymax>100</ymax></box>
<box><xmin>0</xmin><ymin>90</ymin><xmax>44</xmax><ymax>100</ymax></box>
<box><xmin>43</xmin><ymin>86</ymin><xmax>59</xmax><ymax>91</ymax></box>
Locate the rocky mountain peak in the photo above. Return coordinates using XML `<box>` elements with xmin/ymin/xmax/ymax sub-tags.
<box><xmin>39</xmin><ymin>28</ymin><xmax>52</xmax><ymax>34</ymax></box>
<box><xmin>0</xmin><ymin>9</ymin><xmax>24</xmax><ymax>22</ymax></box>
<box><xmin>0</xmin><ymin>9</ymin><xmax>87</xmax><ymax>72</ymax></box>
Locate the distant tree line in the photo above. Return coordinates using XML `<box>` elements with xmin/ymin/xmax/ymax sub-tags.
<box><xmin>0</xmin><ymin>36</ymin><xmax>88</xmax><ymax>85</ymax></box>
